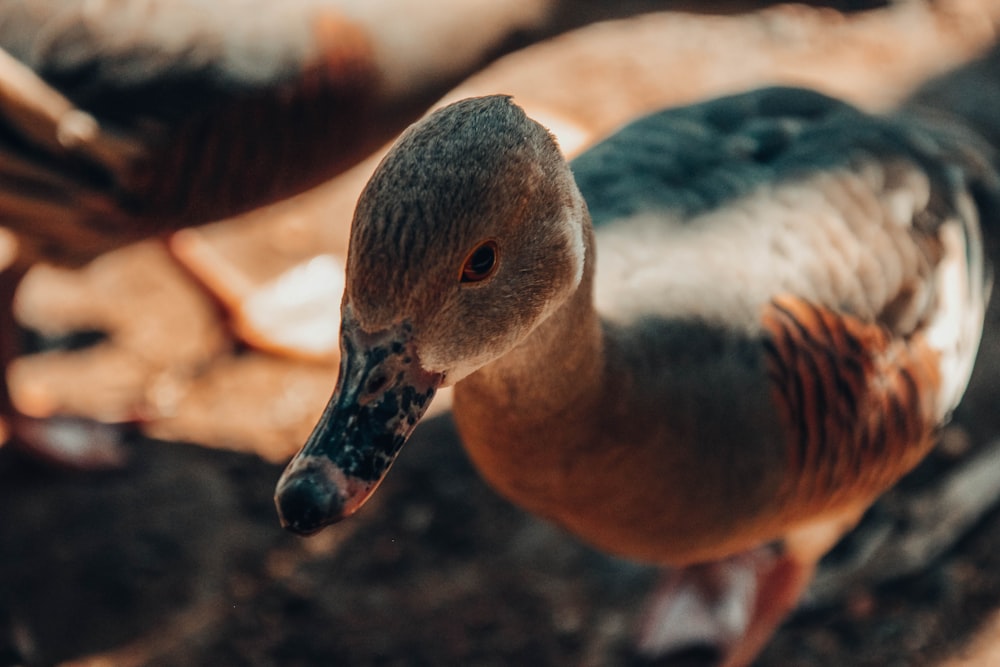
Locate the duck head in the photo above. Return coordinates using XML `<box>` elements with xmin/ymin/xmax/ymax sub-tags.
<box><xmin>275</xmin><ymin>95</ymin><xmax>588</xmax><ymax>534</ymax></box>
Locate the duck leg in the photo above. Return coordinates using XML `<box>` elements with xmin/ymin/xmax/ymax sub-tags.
<box><xmin>637</xmin><ymin>512</ymin><xmax>861</xmax><ymax>667</ymax></box>
<box><xmin>636</xmin><ymin>545</ymin><xmax>812</xmax><ymax>667</ymax></box>
<box><xmin>0</xmin><ymin>262</ymin><xmax>126</xmax><ymax>469</ymax></box>
<box><xmin>636</xmin><ymin>438</ymin><xmax>1000</xmax><ymax>666</ymax></box>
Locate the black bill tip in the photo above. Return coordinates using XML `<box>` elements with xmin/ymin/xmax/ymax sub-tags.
<box><xmin>275</xmin><ymin>465</ymin><xmax>346</xmax><ymax>535</ymax></box>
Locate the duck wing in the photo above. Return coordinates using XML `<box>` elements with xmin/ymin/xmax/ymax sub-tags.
<box><xmin>579</xmin><ymin>86</ymin><xmax>994</xmax><ymax>540</ymax></box>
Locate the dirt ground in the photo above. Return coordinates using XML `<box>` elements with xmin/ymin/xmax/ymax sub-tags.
<box><xmin>8</xmin><ymin>2</ymin><xmax>1000</xmax><ymax>666</ymax></box>
<box><xmin>6</xmin><ymin>360</ymin><xmax>1000</xmax><ymax>667</ymax></box>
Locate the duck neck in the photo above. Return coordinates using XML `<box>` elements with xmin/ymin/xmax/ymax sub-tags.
<box><xmin>453</xmin><ymin>221</ymin><xmax>604</xmax><ymax>460</ymax></box>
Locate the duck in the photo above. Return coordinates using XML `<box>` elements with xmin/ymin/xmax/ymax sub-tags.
<box><xmin>274</xmin><ymin>39</ymin><xmax>1000</xmax><ymax>665</ymax></box>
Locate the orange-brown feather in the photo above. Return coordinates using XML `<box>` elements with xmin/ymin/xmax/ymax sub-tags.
<box><xmin>762</xmin><ymin>295</ymin><xmax>942</xmax><ymax>521</ymax></box>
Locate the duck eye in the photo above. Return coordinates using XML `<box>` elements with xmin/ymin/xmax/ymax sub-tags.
<box><xmin>460</xmin><ymin>240</ymin><xmax>499</xmax><ymax>283</ymax></box>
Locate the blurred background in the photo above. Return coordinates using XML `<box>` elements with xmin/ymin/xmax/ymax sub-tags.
<box><xmin>5</xmin><ymin>1</ymin><xmax>1000</xmax><ymax>665</ymax></box>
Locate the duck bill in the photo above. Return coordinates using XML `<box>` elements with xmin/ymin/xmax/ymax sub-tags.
<box><xmin>274</xmin><ymin>317</ymin><xmax>441</xmax><ymax>535</ymax></box>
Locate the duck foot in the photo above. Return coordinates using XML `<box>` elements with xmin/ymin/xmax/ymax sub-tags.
<box><xmin>636</xmin><ymin>545</ymin><xmax>813</xmax><ymax>667</ymax></box>
<box><xmin>3</xmin><ymin>414</ymin><xmax>129</xmax><ymax>470</ymax></box>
